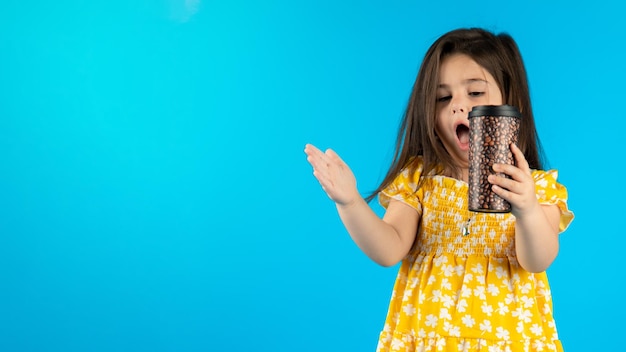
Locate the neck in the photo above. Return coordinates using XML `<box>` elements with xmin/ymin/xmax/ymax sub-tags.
<box><xmin>443</xmin><ymin>167</ymin><xmax>469</xmax><ymax>183</ymax></box>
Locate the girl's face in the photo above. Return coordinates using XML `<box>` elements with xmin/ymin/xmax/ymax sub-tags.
<box><xmin>435</xmin><ymin>53</ymin><xmax>503</xmax><ymax>173</ymax></box>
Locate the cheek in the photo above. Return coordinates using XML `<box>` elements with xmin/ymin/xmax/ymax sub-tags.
<box><xmin>488</xmin><ymin>90</ymin><xmax>504</xmax><ymax>105</ymax></box>
<box><xmin>434</xmin><ymin>116</ymin><xmax>444</xmax><ymax>136</ymax></box>
<box><xmin>489</xmin><ymin>97</ymin><xmax>503</xmax><ymax>105</ymax></box>
<box><xmin>434</xmin><ymin>121</ymin><xmax>451</xmax><ymax>144</ymax></box>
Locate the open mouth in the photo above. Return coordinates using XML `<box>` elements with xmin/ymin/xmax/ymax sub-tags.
<box><xmin>456</xmin><ymin>124</ymin><xmax>470</xmax><ymax>148</ymax></box>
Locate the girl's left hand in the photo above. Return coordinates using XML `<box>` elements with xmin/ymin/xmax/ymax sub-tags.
<box><xmin>488</xmin><ymin>144</ymin><xmax>539</xmax><ymax>218</ymax></box>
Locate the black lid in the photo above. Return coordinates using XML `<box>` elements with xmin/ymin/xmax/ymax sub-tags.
<box><xmin>468</xmin><ymin>105</ymin><xmax>522</xmax><ymax>119</ymax></box>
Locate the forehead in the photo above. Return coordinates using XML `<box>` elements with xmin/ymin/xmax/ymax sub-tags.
<box><xmin>437</xmin><ymin>53</ymin><xmax>493</xmax><ymax>85</ymax></box>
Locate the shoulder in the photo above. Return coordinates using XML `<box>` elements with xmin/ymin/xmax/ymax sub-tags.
<box><xmin>377</xmin><ymin>156</ymin><xmax>425</xmax><ymax>210</ymax></box>
<box><xmin>405</xmin><ymin>155</ymin><xmax>425</xmax><ymax>177</ymax></box>
<box><xmin>531</xmin><ymin>169</ymin><xmax>566</xmax><ymax>192</ymax></box>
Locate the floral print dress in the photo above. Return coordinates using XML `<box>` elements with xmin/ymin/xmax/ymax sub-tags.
<box><xmin>376</xmin><ymin>156</ymin><xmax>574</xmax><ymax>352</ymax></box>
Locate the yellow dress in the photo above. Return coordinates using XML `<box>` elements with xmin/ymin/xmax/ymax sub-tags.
<box><xmin>376</xmin><ymin>157</ymin><xmax>574</xmax><ymax>352</ymax></box>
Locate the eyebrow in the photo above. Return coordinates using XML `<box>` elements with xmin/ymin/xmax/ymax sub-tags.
<box><xmin>437</xmin><ymin>78</ymin><xmax>489</xmax><ymax>88</ymax></box>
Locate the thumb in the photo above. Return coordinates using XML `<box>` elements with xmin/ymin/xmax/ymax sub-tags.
<box><xmin>325</xmin><ymin>148</ymin><xmax>344</xmax><ymax>163</ymax></box>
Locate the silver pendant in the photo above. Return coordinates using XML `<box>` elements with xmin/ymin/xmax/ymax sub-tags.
<box><xmin>462</xmin><ymin>218</ymin><xmax>471</xmax><ymax>236</ymax></box>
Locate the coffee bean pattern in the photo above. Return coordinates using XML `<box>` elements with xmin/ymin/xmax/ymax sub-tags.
<box><xmin>468</xmin><ymin>115</ymin><xmax>520</xmax><ymax>212</ymax></box>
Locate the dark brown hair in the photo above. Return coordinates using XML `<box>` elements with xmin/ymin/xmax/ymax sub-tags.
<box><xmin>366</xmin><ymin>27</ymin><xmax>545</xmax><ymax>203</ymax></box>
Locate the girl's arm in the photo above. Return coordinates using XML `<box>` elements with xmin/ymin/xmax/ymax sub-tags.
<box><xmin>489</xmin><ymin>144</ymin><xmax>562</xmax><ymax>273</ymax></box>
<box><xmin>512</xmin><ymin>204</ymin><xmax>561</xmax><ymax>273</ymax></box>
<box><xmin>336</xmin><ymin>196</ymin><xmax>419</xmax><ymax>267</ymax></box>
<box><xmin>304</xmin><ymin>144</ymin><xmax>418</xmax><ymax>267</ymax></box>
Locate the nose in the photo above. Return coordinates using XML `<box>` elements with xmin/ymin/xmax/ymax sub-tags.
<box><xmin>451</xmin><ymin>96</ymin><xmax>468</xmax><ymax>115</ymax></box>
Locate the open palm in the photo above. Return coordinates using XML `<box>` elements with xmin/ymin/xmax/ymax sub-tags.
<box><xmin>304</xmin><ymin>144</ymin><xmax>360</xmax><ymax>206</ymax></box>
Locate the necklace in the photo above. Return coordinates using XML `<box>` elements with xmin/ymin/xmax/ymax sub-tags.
<box><xmin>462</xmin><ymin>216</ymin><xmax>473</xmax><ymax>236</ymax></box>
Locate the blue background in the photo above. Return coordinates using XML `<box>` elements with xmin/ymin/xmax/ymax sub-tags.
<box><xmin>1</xmin><ymin>0</ymin><xmax>623</xmax><ymax>351</ymax></box>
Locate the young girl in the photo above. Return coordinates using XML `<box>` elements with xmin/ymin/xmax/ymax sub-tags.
<box><xmin>304</xmin><ymin>28</ymin><xmax>574</xmax><ymax>351</ymax></box>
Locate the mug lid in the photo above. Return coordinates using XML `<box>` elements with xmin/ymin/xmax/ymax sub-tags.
<box><xmin>468</xmin><ymin>105</ymin><xmax>522</xmax><ymax>118</ymax></box>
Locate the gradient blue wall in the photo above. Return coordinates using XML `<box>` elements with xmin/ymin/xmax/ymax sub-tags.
<box><xmin>1</xmin><ymin>1</ymin><xmax>623</xmax><ymax>351</ymax></box>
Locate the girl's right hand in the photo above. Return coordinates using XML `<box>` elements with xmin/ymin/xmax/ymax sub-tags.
<box><xmin>304</xmin><ymin>144</ymin><xmax>360</xmax><ymax>207</ymax></box>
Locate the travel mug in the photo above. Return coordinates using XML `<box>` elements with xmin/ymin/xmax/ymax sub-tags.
<box><xmin>468</xmin><ymin>105</ymin><xmax>522</xmax><ymax>213</ymax></box>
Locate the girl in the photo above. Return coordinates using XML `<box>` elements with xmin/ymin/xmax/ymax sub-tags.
<box><xmin>304</xmin><ymin>28</ymin><xmax>574</xmax><ymax>351</ymax></box>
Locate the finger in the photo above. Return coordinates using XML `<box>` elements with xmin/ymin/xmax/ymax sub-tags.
<box><xmin>325</xmin><ymin>148</ymin><xmax>347</xmax><ymax>167</ymax></box>
<box><xmin>313</xmin><ymin>169</ymin><xmax>331</xmax><ymax>187</ymax></box>
<box><xmin>491</xmin><ymin>183</ymin><xmax>516</xmax><ymax>202</ymax></box>
<box><xmin>325</xmin><ymin>148</ymin><xmax>340</xmax><ymax>159</ymax></box>
<box><xmin>492</xmin><ymin>163</ymin><xmax>528</xmax><ymax>185</ymax></box>
<box><xmin>305</xmin><ymin>144</ymin><xmax>332</xmax><ymax>170</ymax></box>
<box><xmin>308</xmin><ymin>156</ymin><xmax>331</xmax><ymax>177</ymax></box>
<box><xmin>488</xmin><ymin>173</ymin><xmax>517</xmax><ymax>193</ymax></box>
<box><xmin>511</xmin><ymin>144</ymin><xmax>531</xmax><ymax>174</ymax></box>
<box><xmin>304</xmin><ymin>144</ymin><xmax>325</xmax><ymax>159</ymax></box>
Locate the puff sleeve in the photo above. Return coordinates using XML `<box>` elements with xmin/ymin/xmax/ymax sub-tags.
<box><xmin>378</xmin><ymin>158</ymin><xmax>424</xmax><ymax>215</ymax></box>
<box><xmin>532</xmin><ymin>169</ymin><xmax>575</xmax><ymax>233</ymax></box>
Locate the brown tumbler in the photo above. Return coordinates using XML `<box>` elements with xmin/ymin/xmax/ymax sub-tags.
<box><xmin>468</xmin><ymin>105</ymin><xmax>522</xmax><ymax>213</ymax></box>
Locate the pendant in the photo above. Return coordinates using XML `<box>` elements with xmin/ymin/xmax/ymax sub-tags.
<box><xmin>462</xmin><ymin>218</ymin><xmax>471</xmax><ymax>236</ymax></box>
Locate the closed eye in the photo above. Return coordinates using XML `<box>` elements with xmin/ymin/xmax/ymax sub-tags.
<box><xmin>469</xmin><ymin>91</ymin><xmax>484</xmax><ymax>97</ymax></box>
<box><xmin>437</xmin><ymin>96</ymin><xmax>451</xmax><ymax>103</ymax></box>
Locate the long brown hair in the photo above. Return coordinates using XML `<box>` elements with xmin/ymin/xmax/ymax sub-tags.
<box><xmin>365</xmin><ymin>27</ymin><xmax>545</xmax><ymax>203</ymax></box>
